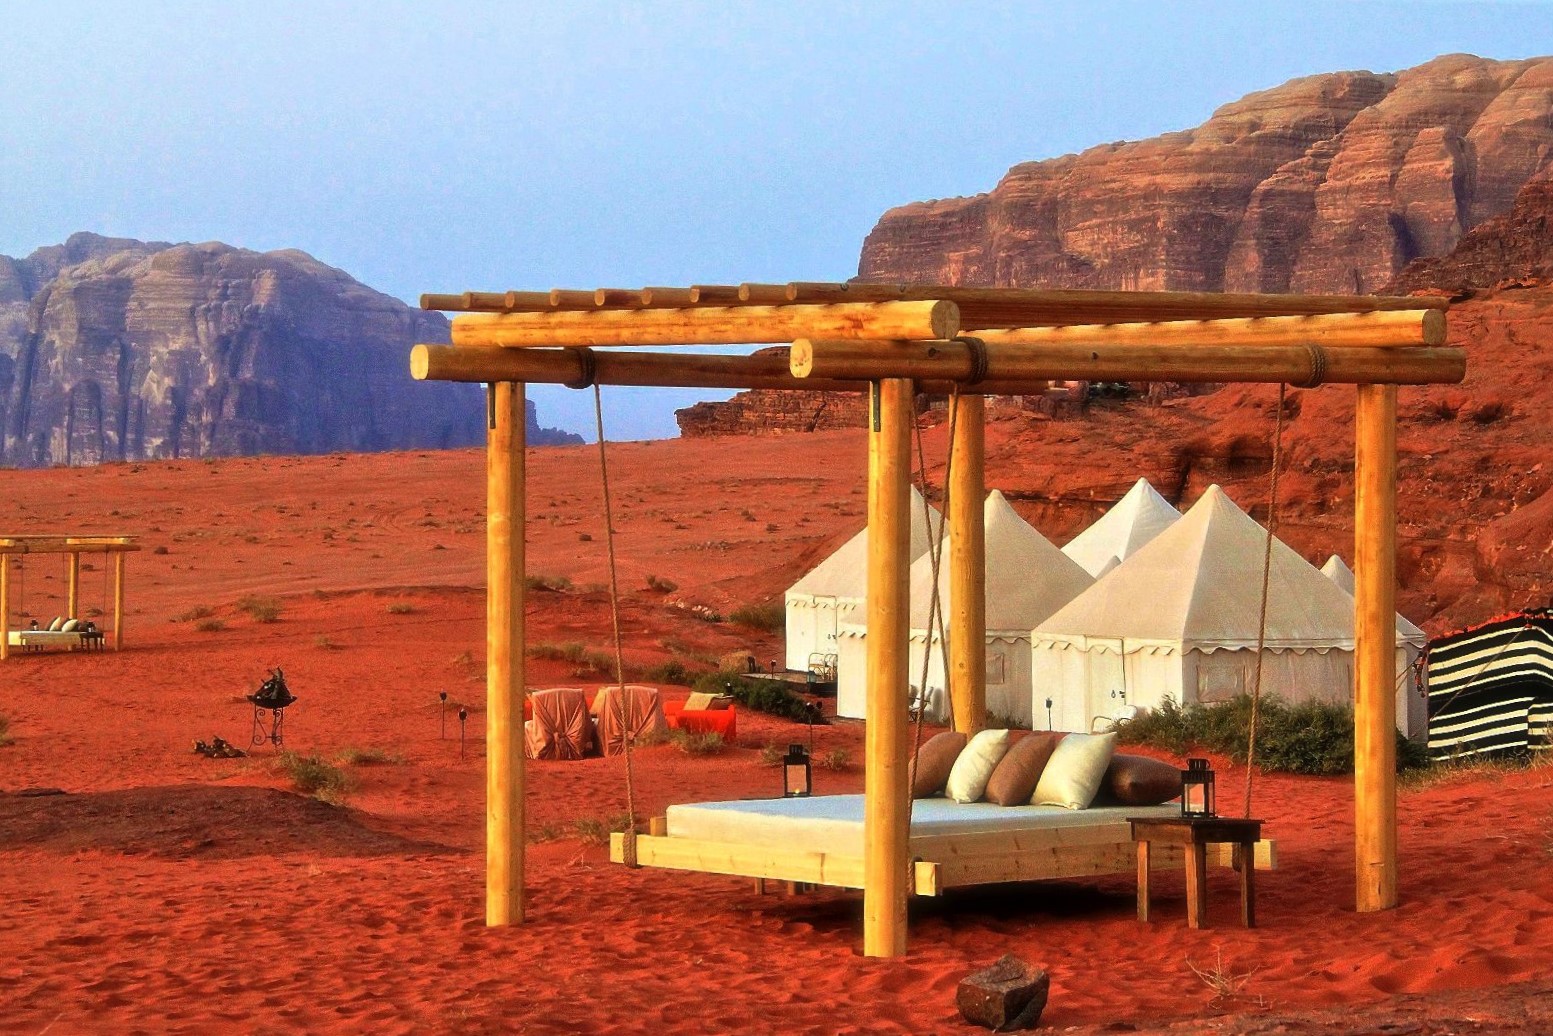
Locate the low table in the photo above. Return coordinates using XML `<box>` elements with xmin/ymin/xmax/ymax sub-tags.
<box><xmin>1130</xmin><ymin>816</ymin><xmax>1263</xmax><ymax>929</ymax></box>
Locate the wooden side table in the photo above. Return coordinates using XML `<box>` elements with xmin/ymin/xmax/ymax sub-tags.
<box><xmin>1130</xmin><ymin>816</ymin><xmax>1263</xmax><ymax>929</ymax></box>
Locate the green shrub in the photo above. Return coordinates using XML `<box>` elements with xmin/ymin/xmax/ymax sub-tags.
<box><xmin>1116</xmin><ymin>693</ymin><xmax>1424</xmax><ymax>777</ymax></box>
<box><xmin>817</xmin><ymin>748</ymin><xmax>850</xmax><ymax>771</ymax></box>
<box><xmin>637</xmin><ymin>659</ymin><xmax>700</xmax><ymax>686</ymax></box>
<box><xmin>194</xmin><ymin>618</ymin><xmax>225</xmax><ymax>633</ymax></box>
<box><xmin>667</xmin><ymin>729</ymin><xmax>726</xmax><ymax>756</ymax></box>
<box><xmin>758</xmin><ymin>742</ymin><xmax>784</xmax><ymax>766</ymax></box>
<box><xmin>275</xmin><ymin>751</ymin><xmax>354</xmax><ymax>802</ymax></box>
<box><xmin>574</xmin><ymin>812</ymin><xmax>635</xmax><ymax>847</ymax></box>
<box><xmin>334</xmin><ymin>746</ymin><xmax>406</xmax><ymax>766</ymax></box>
<box><xmin>728</xmin><ymin>600</ymin><xmax>785</xmax><ymax>633</ymax></box>
<box><xmin>693</xmin><ymin>672</ymin><xmax>822</xmax><ymax>724</ymax></box>
<box><xmin>237</xmin><ymin>595</ymin><xmax>282</xmax><ymax>623</ymax></box>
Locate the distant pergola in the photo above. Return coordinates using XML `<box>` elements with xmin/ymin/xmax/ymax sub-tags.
<box><xmin>0</xmin><ymin>535</ymin><xmax>140</xmax><ymax>660</ymax></box>
<box><xmin>411</xmin><ymin>281</ymin><xmax>1462</xmax><ymax>958</ymax></box>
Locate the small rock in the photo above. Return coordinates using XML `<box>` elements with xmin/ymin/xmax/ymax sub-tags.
<box><xmin>957</xmin><ymin>954</ymin><xmax>1050</xmax><ymax>1031</ymax></box>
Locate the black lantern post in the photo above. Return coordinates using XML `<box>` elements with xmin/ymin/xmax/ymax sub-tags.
<box><xmin>783</xmin><ymin>743</ymin><xmax>812</xmax><ymax>797</ymax></box>
<box><xmin>1181</xmin><ymin>757</ymin><xmax>1216</xmax><ymax>818</ymax></box>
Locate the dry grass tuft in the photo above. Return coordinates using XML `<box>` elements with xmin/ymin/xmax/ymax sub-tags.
<box><xmin>274</xmin><ymin>751</ymin><xmax>355</xmax><ymax>803</ymax></box>
<box><xmin>334</xmin><ymin>746</ymin><xmax>407</xmax><ymax>766</ymax></box>
<box><xmin>1186</xmin><ymin>947</ymin><xmax>1263</xmax><ymax>1008</ymax></box>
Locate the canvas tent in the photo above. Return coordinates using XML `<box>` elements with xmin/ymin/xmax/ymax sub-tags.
<box><xmin>784</xmin><ymin>487</ymin><xmax>942</xmax><ymax>673</ymax></box>
<box><xmin>1032</xmin><ymin>485</ymin><xmax>1425</xmax><ymax>737</ymax></box>
<box><xmin>1424</xmin><ymin>610</ymin><xmax>1553</xmax><ymax>759</ymax></box>
<box><xmin>1061</xmin><ymin>478</ymin><xmax>1182</xmax><ymax>578</ymax></box>
<box><xmin>835</xmin><ymin>491</ymin><xmax>1092</xmax><ymax>725</ymax></box>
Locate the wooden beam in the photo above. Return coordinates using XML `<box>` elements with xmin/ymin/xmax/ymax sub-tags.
<box><xmin>67</xmin><ymin>554</ymin><xmax>80</xmax><ymax>619</ymax></box>
<box><xmin>689</xmin><ymin>285</ymin><xmax>744</xmax><ymax>304</ymax></box>
<box><xmin>548</xmin><ymin>289</ymin><xmax>596</xmax><ymax>308</ymax></box>
<box><xmin>785</xmin><ymin>282</ymin><xmax>1450</xmax><ymax>326</ymax></box>
<box><xmin>976</xmin><ymin>310</ymin><xmax>1444</xmax><ymax>349</ymax></box>
<box><xmin>410</xmin><ymin>344</ymin><xmax>1049</xmax><ymax>395</ymax></box>
<box><xmin>1</xmin><ymin>553</ymin><xmax>9</xmax><ymax>662</ymax></box>
<box><xmin>112</xmin><ymin>552</ymin><xmax>125</xmax><ymax>651</ymax></box>
<box><xmin>451</xmin><ymin>302</ymin><xmax>960</xmax><ymax>348</ymax></box>
<box><xmin>948</xmin><ymin>394</ymin><xmax>986</xmax><ymax>735</ymax></box>
<box><xmin>487</xmin><ymin>381</ymin><xmax>526</xmax><ymax>925</ymax></box>
<box><xmin>737</xmin><ymin>283</ymin><xmax>792</xmax><ymax>304</ymax></box>
<box><xmin>611</xmin><ymin>833</ymin><xmax>868</xmax><ymax>889</ymax></box>
<box><xmin>1354</xmin><ymin>383</ymin><xmax>1399</xmax><ymax>912</ymax></box>
<box><xmin>865</xmin><ymin>378</ymin><xmax>914</xmax><ymax>959</ymax></box>
<box><xmin>791</xmin><ymin>339</ymin><xmax>1466</xmax><ymax>386</ymax></box>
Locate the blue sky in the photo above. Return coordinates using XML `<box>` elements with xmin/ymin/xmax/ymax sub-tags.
<box><xmin>3</xmin><ymin>1</ymin><xmax>1551</xmax><ymax>439</ymax></box>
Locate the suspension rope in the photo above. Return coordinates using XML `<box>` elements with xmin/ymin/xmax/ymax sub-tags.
<box><xmin>906</xmin><ymin>386</ymin><xmax>961</xmax><ymax>819</ymax></box>
<box><xmin>1244</xmin><ymin>382</ymin><xmax>1287</xmax><ymax>819</ymax></box>
<box><xmin>592</xmin><ymin>383</ymin><xmax>639</xmax><ymax>866</ymax></box>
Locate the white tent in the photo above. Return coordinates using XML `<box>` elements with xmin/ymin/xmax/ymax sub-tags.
<box><xmin>836</xmin><ymin>491</ymin><xmax>1092</xmax><ymax>725</ymax></box>
<box><xmin>1062</xmin><ymin>478</ymin><xmax>1182</xmax><ymax>577</ymax></box>
<box><xmin>783</xmin><ymin>487</ymin><xmax>942</xmax><ymax>672</ymax></box>
<box><xmin>1032</xmin><ymin>485</ymin><xmax>1425</xmax><ymax>737</ymax></box>
<box><xmin>1322</xmin><ymin>553</ymin><xmax>1430</xmax><ymax>736</ymax></box>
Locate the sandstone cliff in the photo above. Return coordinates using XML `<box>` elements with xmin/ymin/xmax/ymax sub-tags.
<box><xmin>0</xmin><ymin>233</ymin><xmax>579</xmax><ymax>467</ymax></box>
<box><xmin>859</xmin><ymin>54</ymin><xmax>1553</xmax><ymax>294</ymax></box>
<box><xmin>1387</xmin><ymin>168</ymin><xmax>1553</xmax><ymax>293</ymax></box>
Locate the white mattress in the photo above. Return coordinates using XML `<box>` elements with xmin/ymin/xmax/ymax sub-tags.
<box><xmin>6</xmin><ymin>630</ymin><xmax>84</xmax><ymax>648</ymax></box>
<box><xmin>666</xmin><ymin>794</ymin><xmax>1179</xmax><ymax>858</ymax></box>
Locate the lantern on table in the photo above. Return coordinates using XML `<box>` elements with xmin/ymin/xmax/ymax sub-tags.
<box><xmin>783</xmin><ymin>743</ymin><xmax>812</xmax><ymax>797</ymax></box>
<box><xmin>1181</xmin><ymin>757</ymin><xmax>1215</xmax><ymax>818</ymax></box>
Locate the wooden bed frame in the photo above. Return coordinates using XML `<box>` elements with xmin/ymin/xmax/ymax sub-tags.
<box><xmin>611</xmin><ymin>814</ymin><xmax>1276</xmax><ymax>897</ymax></box>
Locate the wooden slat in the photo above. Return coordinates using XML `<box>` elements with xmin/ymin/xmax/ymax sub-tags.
<box><xmin>737</xmin><ymin>282</ymin><xmax>791</xmax><ymax>304</ymax></box>
<box><xmin>688</xmin><ymin>285</ymin><xmax>743</xmax><ymax>304</ymax></box>
<box><xmin>450</xmin><ymin>301</ymin><xmax>960</xmax><ymax>348</ymax></box>
<box><xmin>977</xmin><ymin>310</ymin><xmax>1445</xmax><ymax>349</ymax></box>
<box><xmin>613</xmin><ymin>833</ymin><xmax>868</xmax><ymax>889</ymax></box>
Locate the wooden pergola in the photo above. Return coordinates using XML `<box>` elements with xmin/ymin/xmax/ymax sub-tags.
<box><xmin>0</xmin><ymin>535</ymin><xmax>140</xmax><ymax>660</ymax></box>
<box><xmin>411</xmin><ymin>282</ymin><xmax>1462</xmax><ymax>957</ymax></box>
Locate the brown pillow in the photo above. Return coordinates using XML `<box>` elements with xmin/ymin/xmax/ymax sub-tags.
<box><xmin>911</xmin><ymin>731</ymin><xmax>967</xmax><ymax>798</ymax></box>
<box><xmin>1102</xmin><ymin>753</ymin><xmax>1183</xmax><ymax>806</ymax></box>
<box><xmin>984</xmin><ymin>731</ymin><xmax>1064</xmax><ymax>806</ymax></box>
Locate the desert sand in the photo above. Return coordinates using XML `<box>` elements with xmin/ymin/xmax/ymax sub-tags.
<box><xmin>2</xmin><ymin>437</ymin><xmax>1552</xmax><ymax>1034</ymax></box>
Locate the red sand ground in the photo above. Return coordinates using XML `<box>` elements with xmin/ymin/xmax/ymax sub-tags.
<box><xmin>2</xmin><ymin>434</ymin><xmax>1552</xmax><ymax>1033</ymax></box>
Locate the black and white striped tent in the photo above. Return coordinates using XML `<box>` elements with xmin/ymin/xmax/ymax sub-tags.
<box><xmin>1425</xmin><ymin>609</ymin><xmax>1553</xmax><ymax>760</ymax></box>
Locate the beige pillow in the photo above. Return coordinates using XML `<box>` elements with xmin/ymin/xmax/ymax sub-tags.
<box><xmin>1032</xmin><ymin>731</ymin><xmax>1117</xmax><ymax>809</ymax></box>
<box><xmin>61</xmin><ymin>619</ymin><xmax>81</xmax><ymax>633</ymax></box>
<box><xmin>945</xmin><ymin>729</ymin><xmax>1012</xmax><ymax>804</ymax></box>
<box><xmin>682</xmin><ymin>692</ymin><xmax>716</xmax><ymax>711</ymax></box>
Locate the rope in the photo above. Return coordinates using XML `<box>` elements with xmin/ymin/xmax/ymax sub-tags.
<box><xmin>1296</xmin><ymin>344</ymin><xmax>1329</xmax><ymax>389</ymax></box>
<box><xmin>906</xmin><ymin>386</ymin><xmax>960</xmax><ymax>823</ymax></box>
<box><xmin>592</xmin><ymin>383</ymin><xmax>638</xmax><ymax>866</ymax></box>
<box><xmin>565</xmin><ymin>348</ymin><xmax>598</xmax><ymax>390</ymax></box>
<box><xmin>955</xmin><ymin>337</ymin><xmax>989</xmax><ymax>386</ymax></box>
<box><xmin>1243</xmin><ymin>382</ymin><xmax>1287</xmax><ymax>819</ymax></box>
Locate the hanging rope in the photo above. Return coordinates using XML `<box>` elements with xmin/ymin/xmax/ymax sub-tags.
<box><xmin>906</xmin><ymin>386</ymin><xmax>961</xmax><ymax>816</ymax></box>
<box><xmin>1244</xmin><ymin>382</ymin><xmax>1287</xmax><ymax>819</ymax></box>
<box><xmin>592</xmin><ymin>383</ymin><xmax>639</xmax><ymax>866</ymax></box>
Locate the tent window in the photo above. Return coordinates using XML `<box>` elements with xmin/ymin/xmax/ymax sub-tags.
<box><xmin>986</xmin><ymin>650</ymin><xmax>1007</xmax><ymax>686</ymax></box>
<box><xmin>1198</xmin><ymin>664</ymin><xmax>1243</xmax><ymax>704</ymax></box>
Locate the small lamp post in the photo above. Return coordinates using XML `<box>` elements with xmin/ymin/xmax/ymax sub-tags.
<box><xmin>783</xmin><ymin>743</ymin><xmax>812</xmax><ymax>797</ymax></box>
<box><xmin>1181</xmin><ymin>757</ymin><xmax>1216</xmax><ymax>819</ymax></box>
<box><xmin>1045</xmin><ymin>697</ymin><xmax>1053</xmax><ymax>731</ymax></box>
<box><xmin>458</xmin><ymin>706</ymin><xmax>469</xmax><ymax>762</ymax></box>
<box><xmin>439</xmin><ymin>690</ymin><xmax>449</xmax><ymax>739</ymax></box>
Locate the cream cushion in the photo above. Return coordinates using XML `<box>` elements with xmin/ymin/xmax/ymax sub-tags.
<box><xmin>1032</xmin><ymin>731</ymin><xmax>1117</xmax><ymax>809</ymax></box>
<box><xmin>944</xmin><ymin>729</ymin><xmax>1012</xmax><ymax>804</ymax></box>
<box><xmin>61</xmin><ymin>618</ymin><xmax>80</xmax><ymax>633</ymax></box>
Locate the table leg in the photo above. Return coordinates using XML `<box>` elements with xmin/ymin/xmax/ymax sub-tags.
<box><xmin>1185</xmin><ymin>843</ymin><xmax>1208</xmax><ymax>929</ymax></box>
<box><xmin>1240</xmin><ymin>841</ymin><xmax>1256</xmax><ymax>927</ymax></box>
<box><xmin>1136</xmin><ymin>841</ymin><xmax>1152</xmax><ymax>922</ymax></box>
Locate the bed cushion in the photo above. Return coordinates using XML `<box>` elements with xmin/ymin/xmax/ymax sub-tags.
<box><xmin>912</xmin><ymin>731</ymin><xmax>967</xmax><ymax>798</ymax></box>
<box><xmin>1101</xmin><ymin>753</ymin><xmax>1183</xmax><ymax>806</ymax></box>
<box><xmin>984</xmin><ymin>731</ymin><xmax>1064</xmax><ymax>806</ymax></box>
<box><xmin>48</xmin><ymin>617</ymin><xmax>65</xmax><ymax>632</ymax></box>
<box><xmin>1032</xmin><ymin>731</ymin><xmax>1116</xmax><ymax>809</ymax></box>
<box><xmin>945</xmin><ymin>729</ymin><xmax>1012</xmax><ymax>804</ymax></box>
<box><xmin>60</xmin><ymin>619</ymin><xmax>80</xmax><ymax>633</ymax></box>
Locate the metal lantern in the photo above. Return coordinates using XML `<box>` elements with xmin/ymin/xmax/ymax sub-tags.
<box><xmin>783</xmin><ymin>743</ymin><xmax>812</xmax><ymax>798</ymax></box>
<box><xmin>1181</xmin><ymin>757</ymin><xmax>1216</xmax><ymax>818</ymax></box>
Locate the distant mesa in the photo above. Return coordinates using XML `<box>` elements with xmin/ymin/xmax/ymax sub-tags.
<box><xmin>0</xmin><ymin>232</ymin><xmax>580</xmax><ymax>468</ymax></box>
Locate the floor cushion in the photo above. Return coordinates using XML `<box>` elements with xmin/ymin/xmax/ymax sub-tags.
<box><xmin>1032</xmin><ymin>731</ymin><xmax>1117</xmax><ymax>809</ymax></box>
<box><xmin>984</xmin><ymin>731</ymin><xmax>1064</xmax><ymax>806</ymax></box>
<box><xmin>945</xmin><ymin>729</ymin><xmax>1012</xmax><ymax>804</ymax></box>
<box><xmin>912</xmin><ymin>731</ymin><xmax>967</xmax><ymax>798</ymax></box>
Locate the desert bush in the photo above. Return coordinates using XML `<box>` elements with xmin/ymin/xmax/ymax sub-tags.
<box><xmin>574</xmin><ymin>812</ymin><xmax>635</xmax><ymax>847</ymax></box>
<box><xmin>729</xmin><ymin>600</ymin><xmax>785</xmax><ymax>633</ymax></box>
<box><xmin>816</xmin><ymin>748</ymin><xmax>850</xmax><ymax>771</ymax></box>
<box><xmin>645</xmin><ymin>574</ymin><xmax>678</xmax><ymax>593</ymax></box>
<box><xmin>759</xmin><ymin>742</ymin><xmax>785</xmax><ymax>766</ymax></box>
<box><xmin>194</xmin><ymin>618</ymin><xmax>225</xmax><ymax>633</ymax></box>
<box><xmin>693</xmin><ymin>672</ymin><xmax>823</xmax><ymax>724</ymax></box>
<box><xmin>1116</xmin><ymin>693</ymin><xmax>1426</xmax><ymax>776</ymax></box>
<box><xmin>314</xmin><ymin>634</ymin><xmax>340</xmax><ymax>650</ymax></box>
<box><xmin>275</xmin><ymin>751</ymin><xmax>354</xmax><ymax>802</ymax></box>
<box><xmin>173</xmin><ymin>604</ymin><xmax>214</xmax><ymax>622</ymax></box>
<box><xmin>666</xmin><ymin>728</ymin><xmax>726</xmax><ymax>757</ymax></box>
<box><xmin>237</xmin><ymin>595</ymin><xmax>282</xmax><ymax>623</ymax></box>
<box><xmin>524</xmin><ymin>574</ymin><xmax>573</xmax><ymax>593</ymax></box>
<box><xmin>335</xmin><ymin>746</ymin><xmax>406</xmax><ymax>766</ymax></box>
<box><xmin>636</xmin><ymin>659</ymin><xmax>699</xmax><ymax>686</ymax></box>
<box><xmin>386</xmin><ymin>601</ymin><xmax>416</xmax><ymax>615</ymax></box>
<box><xmin>152</xmin><ymin>545</ymin><xmax>170</xmax><ymax>555</ymax></box>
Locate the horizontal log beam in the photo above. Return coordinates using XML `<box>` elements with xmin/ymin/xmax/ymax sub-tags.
<box><xmin>791</xmin><ymin>338</ymin><xmax>1466</xmax><ymax>385</ymax></box>
<box><xmin>0</xmin><ymin>537</ymin><xmax>141</xmax><ymax>554</ymax></box>
<box><xmin>975</xmin><ymin>310</ymin><xmax>1444</xmax><ymax>350</ymax></box>
<box><xmin>450</xmin><ymin>301</ymin><xmax>960</xmax><ymax>348</ymax></box>
<box><xmin>410</xmin><ymin>344</ymin><xmax>1048</xmax><ymax>395</ymax></box>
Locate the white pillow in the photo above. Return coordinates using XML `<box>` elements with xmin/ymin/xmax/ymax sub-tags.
<box><xmin>61</xmin><ymin>619</ymin><xmax>81</xmax><ymax>633</ymax></box>
<box><xmin>944</xmin><ymin>729</ymin><xmax>1013</xmax><ymax>803</ymax></box>
<box><xmin>1032</xmin><ymin>731</ymin><xmax>1117</xmax><ymax>809</ymax></box>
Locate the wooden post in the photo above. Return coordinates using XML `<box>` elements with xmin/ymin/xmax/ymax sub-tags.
<box><xmin>1</xmin><ymin>553</ymin><xmax>9</xmax><ymax>661</ymax></box>
<box><xmin>948</xmin><ymin>394</ymin><xmax>986</xmax><ymax>735</ymax></box>
<box><xmin>487</xmin><ymin>381</ymin><xmax>527</xmax><ymax>925</ymax></box>
<box><xmin>112</xmin><ymin>552</ymin><xmax>125</xmax><ymax>651</ymax></box>
<box><xmin>864</xmin><ymin>378</ymin><xmax>913</xmax><ymax>958</ymax></box>
<box><xmin>67</xmin><ymin>553</ymin><xmax>80</xmax><ymax>619</ymax></box>
<box><xmin>1354</xmin><ymin>384</ymin><xmax>1399</xmax><ymax>912</ymax></box>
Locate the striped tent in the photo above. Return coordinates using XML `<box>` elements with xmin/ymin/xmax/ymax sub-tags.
<box><xmin>1425</xmin><ymin>609</ymin><xmax>1553</xmax><ymax>760</ymax></box>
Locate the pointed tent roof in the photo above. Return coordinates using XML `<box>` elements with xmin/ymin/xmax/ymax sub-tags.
<box><xmin>787</xmin><ymin>486</ymin><xmax>943</xmax><ymax>603</ymax></box>
<box><xmin>1036</xmin><ymin>485</ymin><xmax>1358</xmax><ymax>651</ymax></box>
<box><xmin>1062</xmin><ymin>478</ymin><xmax>1183</xmax><ymax>577</ymax></box>
<box><xmin>909</xmin><ymin>490</ymin><xmax>1093</xmax><ymax>635</ymax></box>
<box><xmin>1321</xmin><ymin>554</ymin><xmax>1427</xmax><ymax>645</ymax></box>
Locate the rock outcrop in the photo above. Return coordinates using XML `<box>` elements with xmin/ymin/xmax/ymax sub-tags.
<box><xmin>1386</xmin><ymin>169</ymin><xmax>1553</xmax><ymax>293</ymax></box>
<box><xmin>0</xmin><ymin>234</ymin><xmax>579</xmax><ymax>467</ymax></box>
<box><xmin>859</xmin><ymin>54</ymin><xmax>1553</xmax><ymax>295</ymax></box>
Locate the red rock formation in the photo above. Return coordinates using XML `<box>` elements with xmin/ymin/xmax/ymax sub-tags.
<box><xmin>859</xmin><ymin>54</ymin><xmax>1553</xmax><ymax>295</ymax></box>
<box><xmin>1387</xmin><ymin>169</ymin><xmax>1553</xmax><ymax>293</ymax></box>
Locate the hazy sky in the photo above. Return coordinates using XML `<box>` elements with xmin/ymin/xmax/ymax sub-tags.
<box><xmin>3</xmin><ymin>1</ymin><xmax>1551</xmax><ymax>439</ymax></box>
